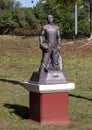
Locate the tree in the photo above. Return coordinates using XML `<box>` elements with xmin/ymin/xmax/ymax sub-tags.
<box><xmin>0</xmin><ymin>0</ymin><xmax>39</xmax><ymax>34</ymax></box>
<box><xmin>33</xmin><ymin>1</ymin><xmax>47</xmax><ymax>25</ymax></box>
<box><xmin>0</xmin><ymin>9</ymin><xmax>19</xmax><ymax>34</ymax></box>
<box><xmin>25</xmin><ymin>8</ymin><xmax>39</xmax><ymax>28</ymax></box>
<box><xmin>78</xmin><ymin>3</ymin><xmax>90</xmax><ymax>36</ymax></box>
<box><xmin>33</xmin><ymin>0</ymin><xmax>89</xmax><ymax>38</ymax></box>
<box><xmin>56</xmin><ymin>0</ymin><xmax>92</xmax><ymax>40</ymax></box>
<box><xmin>89</xmin><ymin>0</ymin><xmax>92</xmax><ymax>40</ymax></box>
<box><xmin>0</xmin><ymin>0</ymin><xmax>21</xmax><ymax>10</ymax></box>
<box><xmin>11</xmin><ymin>8</ymin><xmax>27</xmax><ymax>28</ymax></box>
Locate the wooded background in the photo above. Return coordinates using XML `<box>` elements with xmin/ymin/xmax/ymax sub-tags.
<box><xmin>0</xmin><ymin>0</ymin><xmax>90</xmax><ymax>38</ymax></box>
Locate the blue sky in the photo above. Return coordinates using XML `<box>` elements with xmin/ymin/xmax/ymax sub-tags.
<box><xmin>16</xmin><ymin>0</ymin><xmax>38</xmax><ymax>7</ymax></box>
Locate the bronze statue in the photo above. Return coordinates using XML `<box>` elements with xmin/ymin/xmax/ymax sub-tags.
<box><xmin>29</xmin><ymin>15</ymin><xmax>67</xmax><ymax>84</ymax></box>
<box><xmin>39</xmin><ymin>15</ymin><xmax>62</xmax><ymax>73</ymax></box>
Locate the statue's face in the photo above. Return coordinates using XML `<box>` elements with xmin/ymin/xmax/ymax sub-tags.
<box><xmin>47</xmin><ymin>15</ymin><xmax>53</xmax><ymax>23</ymax></box>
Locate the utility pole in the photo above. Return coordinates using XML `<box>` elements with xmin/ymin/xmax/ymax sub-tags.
<box><xmin>75</xmin><ymin>2</ymin><xmax>78</xmax><ymax>36</ymax></box>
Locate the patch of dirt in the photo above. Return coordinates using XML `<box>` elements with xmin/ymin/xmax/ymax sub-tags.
<box><xmin>0</xmin><ymin>35</ymin><xmax>92</xmax><ymax>57</ymax></box>
<box><xmin>62</xmin><ymin>38</ymin><xmax>92</xmax><ymax>57</ymax></box>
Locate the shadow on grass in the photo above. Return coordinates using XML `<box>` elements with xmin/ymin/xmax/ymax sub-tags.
<box><xmin>69</xmin><ymin>94</ymin><xmax>92</xmax><ymax>101</ymax></box>
<box><xmin>0</xmin><ymin>78</ymin><xmax>23</xmax><ymax>86</ymax></box>
<box><xmin>0</xmin><ymin>78</ymin><xmax>92</xmax><ymax>102</ymax></box>
<box><xmin>4</xmin><ymin>104</ymin><xmax>29</xmax><ymax>119</ymax></box>
<box><xmin>1</xmin><ymin>79</ymin><xmax>29</xmax><ymax>119</ymax></box>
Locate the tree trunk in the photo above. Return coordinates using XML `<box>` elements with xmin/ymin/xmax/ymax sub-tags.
<box><xmin>88</xmin><ymin>0</ymin><xmax>92</xmax><ymax>40</ymax></box>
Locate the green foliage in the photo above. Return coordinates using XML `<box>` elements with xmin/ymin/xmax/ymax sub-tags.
<box><xmin>56</xmin><ymin>0</ymin><xmax>84</xmax><ymax>6</ymax></box>
<box><xmin>33</xmin><ymin>2</ymin><xmax>47</xmax><ymax>25</ymax></box>
<box><xmin>0</xmin><ymin>0</ymin><xmax>21</xmax><ymax>10</ymax></box>
<box><xmin>9</xmin><ymin>8</ymin><xmax>39</xmax><ymax>28</ymax></box>
<box><xmin>78</xmin><ymin>4</ymin><xmax>90</xmax><ymax>36</ymax></box>
<box><xmin>78</xmin><ymin>20</ymin><xmax>89</xmax><ymax>35</ymax></box>
<box><xmin>25</xmin><ymin>8</ymin><xmax>39</xmax><ymax>28</ymax></box>
<box><xmin>59</xmin><ymin>5</ymin><xmax>75</xmax><ymax>37</ymax></box>
<box><xmin>11</xmin><ymin>8</ymin><xmax>27</xmax><ymax>28</ymax></box>
<box><xmin>0</xmin><ymin>0</ymin><xmax>90</xmax><ymax>37</ymax></box>
<box><xmin>54</xmin><ymin>0</ymin><xmax>92</xmax><ymax>39</ymax></box>
<box><xmin>0</xmin><ymin>0</ymin><xmax>39</xmax><ymax>34</ymax></box>
<box><xmin>34</xmin><ymin>0</ymin><xmax>90</xmax><ymax>38</ymax></box>
<box><xmin>0</xmin><ymin>7</ymin><xmax>39</xmax><ymax>34</ymax></box>
<box><xmin>0</xmin><ymin>10</ymin><xmax>14</xmax><ymax>27</ymax></box>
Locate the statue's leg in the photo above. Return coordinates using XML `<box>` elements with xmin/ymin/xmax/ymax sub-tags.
<box><xmin>52</xmin><ymin>48</ymin><xmax>59</xmax><ymax>67</ymax></box>
<box><xmin>39</xmin><ymin>51</ymin><xmax>50</xmax><ymax>73</ymax></box>
<box><xmin>59</xmin><ymin>54</ymin><xmax>63</xmax><ymax>70</ymax></box>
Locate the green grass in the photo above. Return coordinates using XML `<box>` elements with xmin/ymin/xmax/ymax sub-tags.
<box><xmin>0</xmin><ymin>35</ymin><xmax>92</xmax><ymax>130</ymax></box>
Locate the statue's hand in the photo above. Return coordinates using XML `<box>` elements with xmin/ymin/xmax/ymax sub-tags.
<box><xmin>40</xmin><ymin>42</ymin><xmax>49</xmax><ymax>50</ymax></box>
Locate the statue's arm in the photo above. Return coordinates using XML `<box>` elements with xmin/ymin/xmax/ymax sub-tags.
<box><xmin>57</xmin><ymin>27</ymin><xmax>61</xmax><ymax>51</ymax></box>
<box><xmin>39</xmin><ymin>27</ymin><xmax>45</xmax><ymax>46</ymax></box>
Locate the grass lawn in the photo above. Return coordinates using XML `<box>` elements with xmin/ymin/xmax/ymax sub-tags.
<box><xmin>0</xmin><ymin>35</ymin><xmax>92</xmax><ymax>130</ymax></box>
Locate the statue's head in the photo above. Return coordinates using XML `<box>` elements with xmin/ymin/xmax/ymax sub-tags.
<box><xmin>47</xmin><ymin>15</ymin><xmax>53</xmax><ymax>23</ymax></box>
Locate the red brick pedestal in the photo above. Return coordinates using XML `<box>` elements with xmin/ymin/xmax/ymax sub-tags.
<box><xmin>23</xmin><ymin>83</ymin><xmax>75</xmax><ymax>125</ymax></box>
<box><xmin>29</xmin><ymin>92</ymin><xmax>70</xmax><ymax>125</ymax></box>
